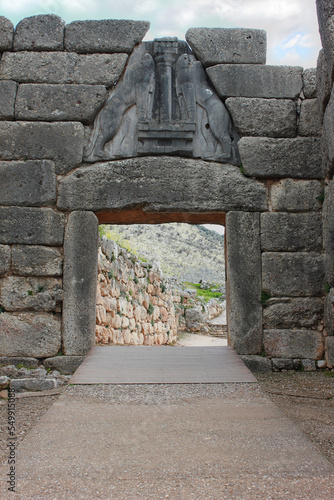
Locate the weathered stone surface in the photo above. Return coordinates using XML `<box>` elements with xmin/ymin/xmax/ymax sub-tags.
<box><xmin>12</xmin><ymin>245</ymin><xmax>63</xmax><ymax>277</ymax></box>
<box><xmin>0</xmin><ymin>160</ymin><xmax>56</xmax><ymax>206</ymax></box>
<box><xmin>0</xmin><ymin>376</ymin><xmax>9</xmax><ymax>388</ymax></box>
<box><xmin>0</xmin><ymin>122</ymin><xmax>84</xmax><ymax>174</ymax></box>
<box><xmin>324</xmin><ymin>86</ymin><xmax>334</xmax><ymax>169</ymax></box>
<box><xmin>324</xmin><ymin>289</ymin><xmax>334</xmax><ymax>336</ymax></box>
<box><xmin>264</xmin><ymin>329</ymin><xmax>324</xmax><ymax>359</ymax></box>
<box><xmin>272</xmin><ymin>358</ymin><xmax>294</xmax><ymax>371</ymax></box>
<box><xmin>0</xmin><ymin>277</ymin><xmax>62</xmax><ymax>312</ymax></box>
<box><xmin>43</xmin><ymin>355</ymin><xmax>84</xmax><ymax>374</ymax></box>
<box><xmin>0</xmin><ymin>357</ymin><xmax>40</xmax><ymax>368</ymax></box>
<box><xmin>270</xmin><ymin>179</ymin><xmax>323</xmax><ymax>212</ymax></box>
<box><xmin>316</xmin><ymin>0</ymin><xmax>334</xmax><ymax>78</ymax></box>
<box><xmin>298</xmin><ymin>99</ymin><xmax>322</xmax><ymax>136</ymax></box>
<box><xmin>186</xmin><ymin>28</ymin><xmax>266</xmax><ymax>66</ymax></box>
<box><xmin>325</xmin><ymin>336</ymin><xmax>334</xmax><ymax>368</ymax></box>
<box><xmin>10</xmin><ymin>378</ymin><xmax>58</xmax><ymax>392</ymax></box>
<box><xmin>239</xmin><ymin>137</ymin><xmax>323</xmax><ymax>179</ymax></box>
<box><xmin>263</xmin><ymin>298</ymin><xmax>323</xmax><ymax>329</ymax></box>
<box><xmin>14</xmin><ymin>15</ymin><xmax>65</xmax><ymax>51</ymax></box>
<box><xmin>0</xmin><ymin>312</ymin><xmax>61</xmax><ymax>357</ymax></box>
<box><xmin>0</xmin><ymin>245</ymin><xmax>10</xmax><ymax>276</ymax></box>
<box><xmin>262</xmin><ymin>253</ymin><xmax>325</xmax><ymax>297</ymax></box>
<box><xmin>316</xmin><ymin>49</ymin><xmax>331</xmax><ymax>116</ymax></box>
<box><xmin>323</xmin><ymin>181</ymin><xmax>334</xmax><ymax>287</ymax></box>
<box><xmin>225</xmin><ymin>98</ymin><xmax>296</xmax><ymax>138</ymax></box>
<box><xmin>0</xmin><ymin>81</ymin><xmax>17</xmax><ymax>119</ymax></box>
<box><xmin>65</xmin><ymin>19</ymin><xmax>150</xmax><ymax>53</ymax></box>
<box><xmin>15</xmin><ymin>84</ymin><xmax>107</xmax><ymax>124</ymax></box>
<box><xmin>185</xmin><ymin>308</ymin><xmax>205</xmax><ymax>332</ymax></box>
<box><xmin>303</xmin><ymin>68</ymin><xmax>317</xmax><ymax>98</ymax></box>
<box><xmin>0</xmin><ymin>52</ymin><xmax>127</xmax><ymax>85</ymax></box>
<box><xmin>261</xmin><ymin>213</ymin><xmax>322</xmax><ymax>252</ymax></box>
<box><xmin>226</xmin><ymin>212</ymin><xmax>262</xmax><ymax>354</ymax></box>
<box><xmin>240</xmin><ymin>355</ymin><xmax>272</xmax><ymax>373</ymax></box>
<box><xmin>63</xmin><ymin>211</ymin><xmax>99</xmax><ymax>355</ymax></box>
<box><xmin>0</xmin><ymin>17</ymin><xmax>13</xmax><ymax>51</ymax></box>
<box><xmin>0</xmin><ymin>207</ymin><xmax>64</xmax><ymax>245</ymax></box>
<box><xmin>58</xmin><ymin>157</ymin><xmax>267</xmax><ymax>213</ymax></box>
<box><xmin>207</xmin><ymin>65</ymin><xmax>303</xmax><ymax>99</ymax></box>
<box><xmin>302</xmin><ymin>359</ymin><xmax>317</xmax><ymax>371</ymax></box>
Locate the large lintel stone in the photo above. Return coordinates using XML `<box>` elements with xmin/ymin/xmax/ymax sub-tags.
<box><xmin>298</xmin><ymin>99</ymin><xmax>322</xmax><ymax>136</ymax></box>
<box><xmin>270</xmin><ymin>179</ymin><xmax>323</xmax><ymax>212</ymax></box>
<box><xmin>14</xmin><ymin>15</ymin><xmax>65</xmax><ymax>51</ymax></box>
<box><xmin>0</xmin><ymin>207</ymin><xmax>64</xmax><ymax>245</ymax></box>
<box><xmin>186</xmin><ymin>28</ymin><xmax>266</xmax><ymax>66</ymax></box>
<box><xmin>0</xmin><ymin>245</ymin><xmax>11</xmax><ymax>276</ymax></box>
<box><xmin>57</xmin><ymin>157</ymin><xmax>268</xmax><ymax>213</ymax></box>
<box><xmin>225</xmin><ymin>98</ymin><xmax>297</xmax><ymax>138</ymax></box>
<box><xmin>0</xmin><ymin>81</ymin><xmax>17</xmax><ymax>119</ymax></box>
<box><xmin>264</xmin><ymin>329</ymin><xmax>324</xmax><ymax>360</ymax></box>
<box><xmin>65</xmin><ymin>20</ymin><xmax>150</xmax><ymax>53</ymax></box>
<box><xmin>263</xmin><ymin>298</ymin><xmax>323</xmax><ymax>329</ymax></box>
<box><xmin>316</xmin><ymin>49</ymin><xmax>332</xmax><ymax>116</ymax></box>
<box><xmin>12</xmin><ymin>246</ymin><xmax>63</xmax><ymax>277</ymax></box>
<box><xmin>262</xmin><ymin>252</ymin><xmax>325</xmax><ymax>297</ymax></box>
<box><xmin>0</xmin><ymin>312</ymin><xmax>61</xmax><ymax>357</ymax></box>
<box><xmin>0</xmin><ymin>276</ymin><xmax>62</xmax><ymax>312</ymax></box>
<box><xmin>0</xmin><ymin>17</ymin><xmax>13</xmax><ymax>51</ymax></box>
<box><xmin>15</xmin><ymin>84</ymin><xmax>107</xmax><ymax>123</ymax></box>
<box><xmin>316</xmin><ymin>0</ymin><xmax>334</xmax><ymax>78</ymax></box>
<box><xmin>207</xmin><ymin>64</ymin><xmax>303</xmax><ymax>98</ymax></box>
<box><xmin>0</xmin><ymin>122</ymin><xmax>84</xmax><ymax>174</ymax></box>
<box><xmin>239</xmin><ymin>137</ymin><xmax>323</xmax><ymax>179</ymax></box>
<box><xmin>0</xmin><ymin>160</ymin><xmax>56</xmax><ymax>206</ymax></box>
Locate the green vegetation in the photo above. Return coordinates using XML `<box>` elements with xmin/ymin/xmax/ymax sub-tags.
<box><xmin>107</xmin><ymin>271</ymin><xmax>114</xmax><ymax>280</ymax></box>
<box><xmin>27</xmin><ymin>290</ymin><xmax>33</xmax><ymax>296</ymax></box>
<box><xmin>316</xmin><ymin>191</ymin><xmax>325</xmax><ymax>204</ymax></box>
<box><xmin>184</xmin><ymin>282</ymin><xmax>223</xmax><ymax>302</ymax></box>
<box><xmin>160</xmin><ymin>282</ymin><xmax>166</xmax><ymax>293</ymax></box>
<box><xmin>134</xmin><ymin>277</ymin><xmax>139</xmax><ymax>284</ymax></box>
<box><xmin>324</xmin><ymin>283</ymin><xmax>331</xmax><ymax>294</ymax></box>
<box><xmin>260</xmin><ymin>290</ymin><xmax>271</xmax><ymax>307</ymax></box>
<box><xmin>37</xmin><ymin>285</ymin><xmax>45</xmax><ymax>293</ymax></box>
<box><xmin>148</xmin><ymin>303</ymin><xmax>154</xmax><ymax>315</ymax></box>
<box><xmin>324</xmin><ymin>370</ymin><xmax>334</xmax><ymax>377</ymax></box>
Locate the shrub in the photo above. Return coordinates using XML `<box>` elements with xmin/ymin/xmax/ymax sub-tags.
<box><xmin>148</xmin><ymin>303</ymin><xmax>154</xmax><ymax>315</ymax></box>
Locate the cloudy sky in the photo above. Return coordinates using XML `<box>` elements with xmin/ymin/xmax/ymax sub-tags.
<box><xmin>1</xmin><ymin>0</ymin><xmax>322</xmax><ymax>69</ymax></box>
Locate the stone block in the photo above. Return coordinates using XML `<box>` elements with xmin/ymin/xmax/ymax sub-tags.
<box><xmin>324</xmin><ymin>87</ymin><xmax>334</xmax><ymax>169</ymax></box>
<box><xmin>240</xmin><ymin>355</ymin><xmax>272</xmax><ymax>373</ymax></box>
<box><xmin>0</xmin><ymin>160</ymin><xmax>56</xmax><ymax>206</ymax></box>
<box><xmin>264</xmin><ymin>329</ymin><xmax>324</xmax><ymax>359</ymax></box>
<box><xmin>0</xmin><ymin>357</ymin><xmax>40</xmax><ymax>368</ymax></box>
<box><xmin>303</xmin><ymin>68</ymin><xmax>317</xmax><ymax>98</ymax></box>
<box><xmin>0</xmin><ymin>122</ymin><xmax>84</xmax><ymax>175</ymax></box>
<box><xmin>239</xmin><ymin>137</ymin><xmax>323</xmax><ymax>179</ymax></box>
<box><xmin>323</xmin><ymin>181</ymin><xmax>334</xmax><ymax>287</ymax></box>
<box><xmin>0</xmin><ymin>52</ymin><xmax>127</xmax><ymax>86</ymax></box>
<box><xmin>325</xmin><ymin>336</ymin><xmax>334</xmax><ymax>368</ymax></box>
<box><xmin>57</xmin><ymin>157</ymin><xmax>268</xmax><ymax>213</ymax></box>
<box><xmin>0</xmin><ymin>17</ymin><xmax>13</xmax><ymax>51</ymax></box>
<box><xmin>63</xmin><ymin>211</ymin><xmax>99</xmax><ymax>355</ymax></box>
<box><xmin>298</xmin><ymin>99</ymin><xmax>322</xmax><ymax>136</ymax></box>
<box><xmin>43</xmin><ymin>355</ymin><xmax>84</xmax><ymax>374</ymax></box>
<box><xmin>15</xmin><ymin>84</ymin><xmax>107</xmax><ymax>124</ymax></box>
<box><xmin>12</xmin><ymin>245</ymin><xmax>63</xmax><ymax>277</ymax></box>
<box><xmin>316</xmin><ymin>49</ymin><xmax>331</xmax><ymax>116</ymax></box>
<box><xmin>0</xmin><ymin>245</ymin><xmax>11</xmax><ymax>276</ymax></box>
<box><xmin>207</xmin><ymin>64</ymin><xmax>303</xmax><ymax>99</ymax></box>
<box><xmin>263</xmin><ymin>298</ymin><xmax>323</xmax><ymax>329</ymax></box>
<box><xmin>0</xmin><ymin>276</ymin><xmax>62</xmax><ymax>312</ymax></box>
<box><xmin>226</xmin><ymin>212</ymin><xmax>262</xmax><ymax>354</ymax></box>
<box><xmin>262</xmin><ymin>253</ymin><xmax>325</xmax><ymax>297</ymax></box>
<box><xmin>13</xmin><ymin>15</ymin><xmax>65</xmax><ymax>51</ymax></box>
<box><xmin>270</xmin><ymin>179</ymin><xmax>323</xmax><ymax>212</ymax></box>
<box><xmin>0</xmin><ymin>207</ymin><xmax>64</xmax><ymax>245</ymax></box>
<box><xmin>316</xmin><ymin>0</ymin><xmax>334</xmax><ymax>78</ymax></box>
<box><xmin>65</xmin><ymin>19</ymin><xmax>150</xmax><ymax>53</ymax></box>
<box><xmin>272</xmin><ymin>358</ymin><xmax>295</xmax><ymax>371</ymax></box>
<box><xmin>260</xmin><ymin>213</ymin><xmax>322</xmax><ymax>252</ymax></box>
<box><xmin>10</xmin><ymin>378</ymin><xmax>58</xmax><ymax>392</ymax></box>
<box><xmin>186</xmin><ymin>28</ymin><xmax>266</xmax><ymax>66</ymax></box>
<box><xmin>324</xmin><ymin>289</ymin><xmax>334</xmax><ymax>336</ymax></box>
<box><xmin>0</xmin><ymin>312</ymin><xmax>61</xmax><ymax>357</ymax></box>
<box><xmin>0</xmin><ymin>81</ymin><xmax>17</xmax><ymax>119</ymax></box>
<box><xmin>302</xmin><ymin>359</ymin><xmax>316</xmax><ymax>371</ymax></box>
<box><xmin>225</xmin><ymin>98</ymin><xmax>296</xmax><ymax>138</ymax></box>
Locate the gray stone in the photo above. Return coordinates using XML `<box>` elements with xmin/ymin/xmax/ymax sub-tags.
<box><xmin>65</xmin><ymin>19</ymin><xmax>150</xmax><ymax>53</ymax></box>
<box><xmin>0</xmin><ymin>81</ymin><xmax>17</xmax><ymax>119</ymax></box>
<box><xmin>0</xmin><ymin>122</ymin><xmax>84</xmax><ymax>175</ymax></box>
<box><xmin>185</xmin><ymin>308</ymin><xmax>205</xmax><ymax>332</ymax></box>
<box><xmin>14</xmin><ymin>15</ymin><xmax>65</xmax><ymax>51</ymax></box>
<box><xmin>260</xmin><ymin>213</ymin><xmax>322</xmax><ymax>252</ymax></box>
<box><xmin>270</xmin><ymin>179</ymin><xmax>323</xmax><ymax>212</ymax></box>
<box><xmin>207</xmin><ymin>65</ymin><xmax>303</xmax><ymax>99</ymax></box>
<box><xmin>12</xmin><ymin>245</ymin><xmax>63</xmax><ymax>277</ymax></box>
<box><xmin>63</xmin><ymin>211</ymin><xmax>99</xmax><ymax>355</ymax></box>
<box><xmin>298</xmin><ymin>99</ymin><xmax>322</xmax><ymax>136</ymax></box>
<box><xmin>0</xmin><ymin>207</ymin><xmax>64</xmax><ymax>245</ymax></box>
<box><xmin>0</xmin><ymin>276</ymin><xmax>62</xmax><ymax>312</ymax></box>
<box><xmin>0</xmin><ymin>312</ymin><xmax>61</xmax><ymax>357</ymax></box>
<box><xmin>0</xmin><ymin>376</ymin><xmax>9</xmax><ymax>389</ymax></box>
<box><xmin>15</xmin><ymin>84</ymin><xmax>107</xmax><ymax>124</ymax></box>
<box><xmin>185</xmin><ymin>28</ymin><xmax>266</xmax><ymax>66</ymax></box>
<box><xmin>0</xmin><ymin>245</ymin><xmax>10</xmax><ymax>276</ymax></box>
<box><xmin>57</xmin><ymin>157</ymin><xmax>267</xmax><ymax>213</ymax></box>
<box><xmin>10</xmin><ymin>378</ymin><xmax>58</xmax><ymax>392</ymax></box>
<box><xmin>226</xmin><ymin>212</ymin><xmax>262</xmax><ymax>354</ymax></box>
<box><xmin>263</xmin><ymin>298</ymin><xmax>323</xmax><ymax>329</ymax></box>
<box><xmin>239</xmin><ymin>137</ymin><xmax>323</xmax><ymax>179</ymax></box>
<box><xmin>302</xmin><ymin>359</ymin><xmax>317</xmax><ymax>372</ymax></box>
<box><xmin>0</xmin><ymin>357</ymin><xmax>40</xmax><ymax>368</ymax></box>
<box><xmin>240</xmin><ymin>355</ymin><xmax>272</xmax><ymax>373</ymax></box>
<box><xmin>324</xmin><ymin>86</ymin><xmax>334</xmax><ymax>169</ymax></box>
<box><xmin>324</xmin><ymin>289</ymin><xmax>334</xmax><ymax>336</ymax></box>
<box><xmin>225</xmin><ymin>98</ymin><xmax>297</xmax><ymax>138</ymax></box>
<box><xmin>264</xmin><ymin>329</ymin><xmax>324</xmax><ymax>359</ymax></box>
<box><xmin>323</xmin><ymin>181</ymin><xmax>334</xmax><ymax>287</ymax></box>
<box><xmin>293</xmin><ymin>359</ymin><xmax>303</xmax><ymax>370</ymax></box>
<box><xmin>0</xmin><ymin>17</ymin><xmax>13</xmax><ymax>51</ymax></box>
<box><xmin>317</xmin><ymin>360</ymin><xmax>327</xmax><ymax>368</ymax></box>
<box><xmin>316</xmin><ymin>49</ymin><xmax>331</xmax><ymax>116</ymax></box>
<box><xmin>262</xmin><ymin>253</ymin><xmax>325</xmax><ymax>297</ymax></box>
<box><xmin>272</xmin><ymin>358</ymin><xmax>294</xmax><ymax>371</ymax></box>
<box><xmin>316</xmin><ymin>0</ymin><xmax>334</xmax><ymax>78</ymax></box>
<box><xmin>0</xmin><ymin>365</ymin><xmax>17</xmax><ymax>377</ymax></box>
<box><xmin>303</xmin><ymin>68</ymin><xmax>317</xmax><ymax>98</ymax></box>
<box><xmin>0</xmin><ymin>160</ymin><xmax>56</xmax><ymax>206</ymax></box>
<box><xmin>43</xmin><ymin>355</ymin><xmax>84</xmax><ymax>374</ymax></box>
<box><xmin>325</xmin><ymin>336</ymin><xmax>334</xmax><ymax>368</ymax></box>
<box><xmin>0</xmin><ymin>52</ymin><xmax>128</xmax><ymax>86</ymax></box>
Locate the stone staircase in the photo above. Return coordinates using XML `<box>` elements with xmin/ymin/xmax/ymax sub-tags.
<box><xmin>208</xmin><ymin>323</ymin><xmax>227</xmax><ymax>338</ymax></box>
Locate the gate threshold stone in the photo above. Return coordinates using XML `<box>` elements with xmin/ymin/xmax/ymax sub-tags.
<box><xmin>69</xmin><ymin>346</ymin><xmax>257</xmax><ymax>384</ymax></box>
